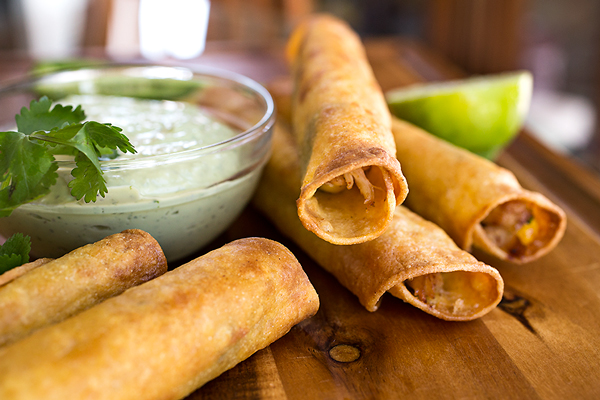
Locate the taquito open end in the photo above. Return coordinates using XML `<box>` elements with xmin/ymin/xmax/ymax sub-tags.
<box><xmin>297</xmin><ymin>156</ymin><xmax>405</xmax><ymax>245</ymax></box>
<box><xmin>390</xmin><ymin>267</ymin><xmax>504</xmax><ymax>322</ymax></box>
<box><xmin>471</xmin><ymin>192</ymin><xmax>567</xmax><ymax>264</ymax></box>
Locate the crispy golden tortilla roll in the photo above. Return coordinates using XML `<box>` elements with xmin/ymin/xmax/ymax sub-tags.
<box><xmin>287</xmin><ymin>14</ymin><xmax>408</xmax><ymax>244</ymax></box>
<box><xmin>392</xmin><ymin>118</ymin><xmax>567</xmax><ymax>264</ymax></box>
<box><xmin>252</xmin><ymin>124</ymin><xmax>503</xmax><ymax>321</ymax></box>
<box><xmin>0</xmin><ymin>238</ymin><xmax>319</xmax><ymax>400</ymax></box>
<box><xmin>0</xmin><ymin>229</ymin><xmax>167</xmax><ymax>347</ymax></box>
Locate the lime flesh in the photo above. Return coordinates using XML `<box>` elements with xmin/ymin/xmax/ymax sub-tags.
<box><xmin>386</xmin><ymin>71</ymin><xmax>533</xmax><ymax>159</ymax></box>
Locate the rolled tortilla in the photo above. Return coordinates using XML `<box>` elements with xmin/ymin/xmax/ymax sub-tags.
<box><xmin>252</xmin><ymin>123</ymin><xmax>503</xmax><ymax>320</ymax></box>
<box><xmin>286</xmin><ymin>14</ymin><xmax>408</xmax><ymax>244</ymax></box>
<box><xmin>0</xmin><ymin>238</ymin><xmax>318</xmax><ymax>400</ymax></box>
<box><xmin>392</xmin><ymin>118</ymin><xmax>567</xmax><ymax>263</ymax></box>
<box><xmin>0</xmin><ymin>229</ymin><xmax>167</xmax><ymax>347</ymax></box>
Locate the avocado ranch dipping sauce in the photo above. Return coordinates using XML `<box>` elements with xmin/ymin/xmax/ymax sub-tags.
<box><xmin>1</xmin><ymin>91</ymin><xmax>273</xmax><ymax>261</ymax></box>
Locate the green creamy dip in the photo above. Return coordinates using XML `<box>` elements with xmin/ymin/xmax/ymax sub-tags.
<box><xmin>2</xmin><ymin>95</ymin><xmax>263</xmax><ymax>261</ymax></box>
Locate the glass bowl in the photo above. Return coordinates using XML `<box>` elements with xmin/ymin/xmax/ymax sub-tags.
<box><xmin>0</xmin><ymin>64</ymin><xmax>275</xmax><ymax>262</ymax></box>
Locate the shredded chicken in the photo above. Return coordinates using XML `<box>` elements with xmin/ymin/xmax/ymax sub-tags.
<box><xmin>407</xmin><ymin>273</ymin><xmax>444</xmax><ymax>304</ymax></box>
<box><xmin>319</xmin><ymin>167</ymin><xmax>375</xmax><ymax>205</ymax></box>
<box><xmin>452</xmin><ymin>298</ymin><xmax>465</xmax><ymax>315</ymax></box>
<box><xmin>350</xmin><ymin>169</ymin><xmax>375</xmax><ymax>205</ymax></box>
<box><xmin>320</xmin><ymin>176</ymin><xmax>347</xmax><ymax>193</ymax></box>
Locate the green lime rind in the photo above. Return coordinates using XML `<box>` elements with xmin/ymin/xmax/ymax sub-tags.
<box><xmin>386</xmin><ymin>71</ymin><xmax>533</xmax><ymax>159</ymax></box>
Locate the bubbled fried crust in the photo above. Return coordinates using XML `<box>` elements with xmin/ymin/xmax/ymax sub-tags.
<box><xmin>0</xmin><ymin>229</ymin><xmax>167</xmax><ymax>347</ymax></box>
<box><xmin>87</xmin><ymin>229</ymin><xmax>168</xmax><ymax>288</ymax></box>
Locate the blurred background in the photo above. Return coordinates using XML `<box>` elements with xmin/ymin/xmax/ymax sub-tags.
<box><xmin>0</xmin><ymin>0</ymin><xmax>598</xmax><ymax>172</ymax></box>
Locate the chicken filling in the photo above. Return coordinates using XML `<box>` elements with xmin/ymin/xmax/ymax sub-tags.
<box><xmin>481</xmin><ymin>201</ymin><xmax>539</xmax><ymax>256</ymax></box>
<box><xmin>405</xmin><ymin>273</ymin><xmax>466</xmax><ymax>316</ymax></box>
<box><xmin>319</xmin><ymin>167</ymin><xmax>375</xmax><ymax>205</ymax></box>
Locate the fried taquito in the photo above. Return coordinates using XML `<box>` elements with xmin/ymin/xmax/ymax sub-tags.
<box><xmin>286</xmin><ymin>14</ymin><xmax>408</xmax><ymax>244</ymax></box>
<box><xmin>0</xmin><ymin>229</ymin><xmax>167</xmax><ymax>347</ymax></box>
<box><xmin>252</xmin><ymin>123</ymin><xmax>503</xmax><ymax>320</ymax></box>
<box><xmin>392</xmin><ymin>118</ymin><xmax>566</xmax><ymax>263</ymax></box>
<box><xmin>0</xmin><ymin>238</ymin><xmax>319</xmax><ymax>400</ymax></box>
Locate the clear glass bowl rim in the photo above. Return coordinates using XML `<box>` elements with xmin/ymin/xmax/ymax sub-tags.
<box><xmin>0</xmin><ymin>63</ymin><xmax>276</xmax><ymax>170</ymax></box>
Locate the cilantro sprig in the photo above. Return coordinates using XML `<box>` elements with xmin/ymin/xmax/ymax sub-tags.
<box><xmin>0</xmin><ymin>96</ymin><xmax>136</xmax><ymax>217</ymax></box>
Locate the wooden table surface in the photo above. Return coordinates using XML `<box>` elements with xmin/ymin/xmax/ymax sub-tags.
<box><xmin>2</xmin><ymin>38</ymin><xmax>600</xmax><ymax>399</ymax></box>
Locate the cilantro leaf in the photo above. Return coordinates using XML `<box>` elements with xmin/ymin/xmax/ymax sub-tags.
<box><xmin>32</xmin><ymin>123</ymin><xmax>103</xmax><ymax>173</ymax></box>
<box><xmin>81</xmin><ymin>121</ymin><xmax>135</xmax><ymax>154</ymax></box>
<box><xmin>0</xmin><ymin>131</ymin><xmax>57</xmax><ymax>217</ymax></box>
<box><xmin>0</xmin><ymin>233</ymin><xmax>31</xmax><ymax>274</ymax></box>
<box><xmin>15</xmin><ymin>96</ymin><xmax>85</xmax><ymax>135</ymax></box>
<box><xmin>68</xmin><ymin>151</ymin><xmax>108</xmax><ymax>202</ymax></box>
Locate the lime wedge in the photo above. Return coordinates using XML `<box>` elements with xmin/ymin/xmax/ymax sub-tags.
<box><xmin>386</xmin><ymin>71</ymin><xmax>533</xmax><ymax>159</ymax></box>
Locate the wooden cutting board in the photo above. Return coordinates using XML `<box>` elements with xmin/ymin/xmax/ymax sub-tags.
<box><xmin>180</xmin><ymin>39</ymin><xmax>600</xmax><ymax>399</ymax></box>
